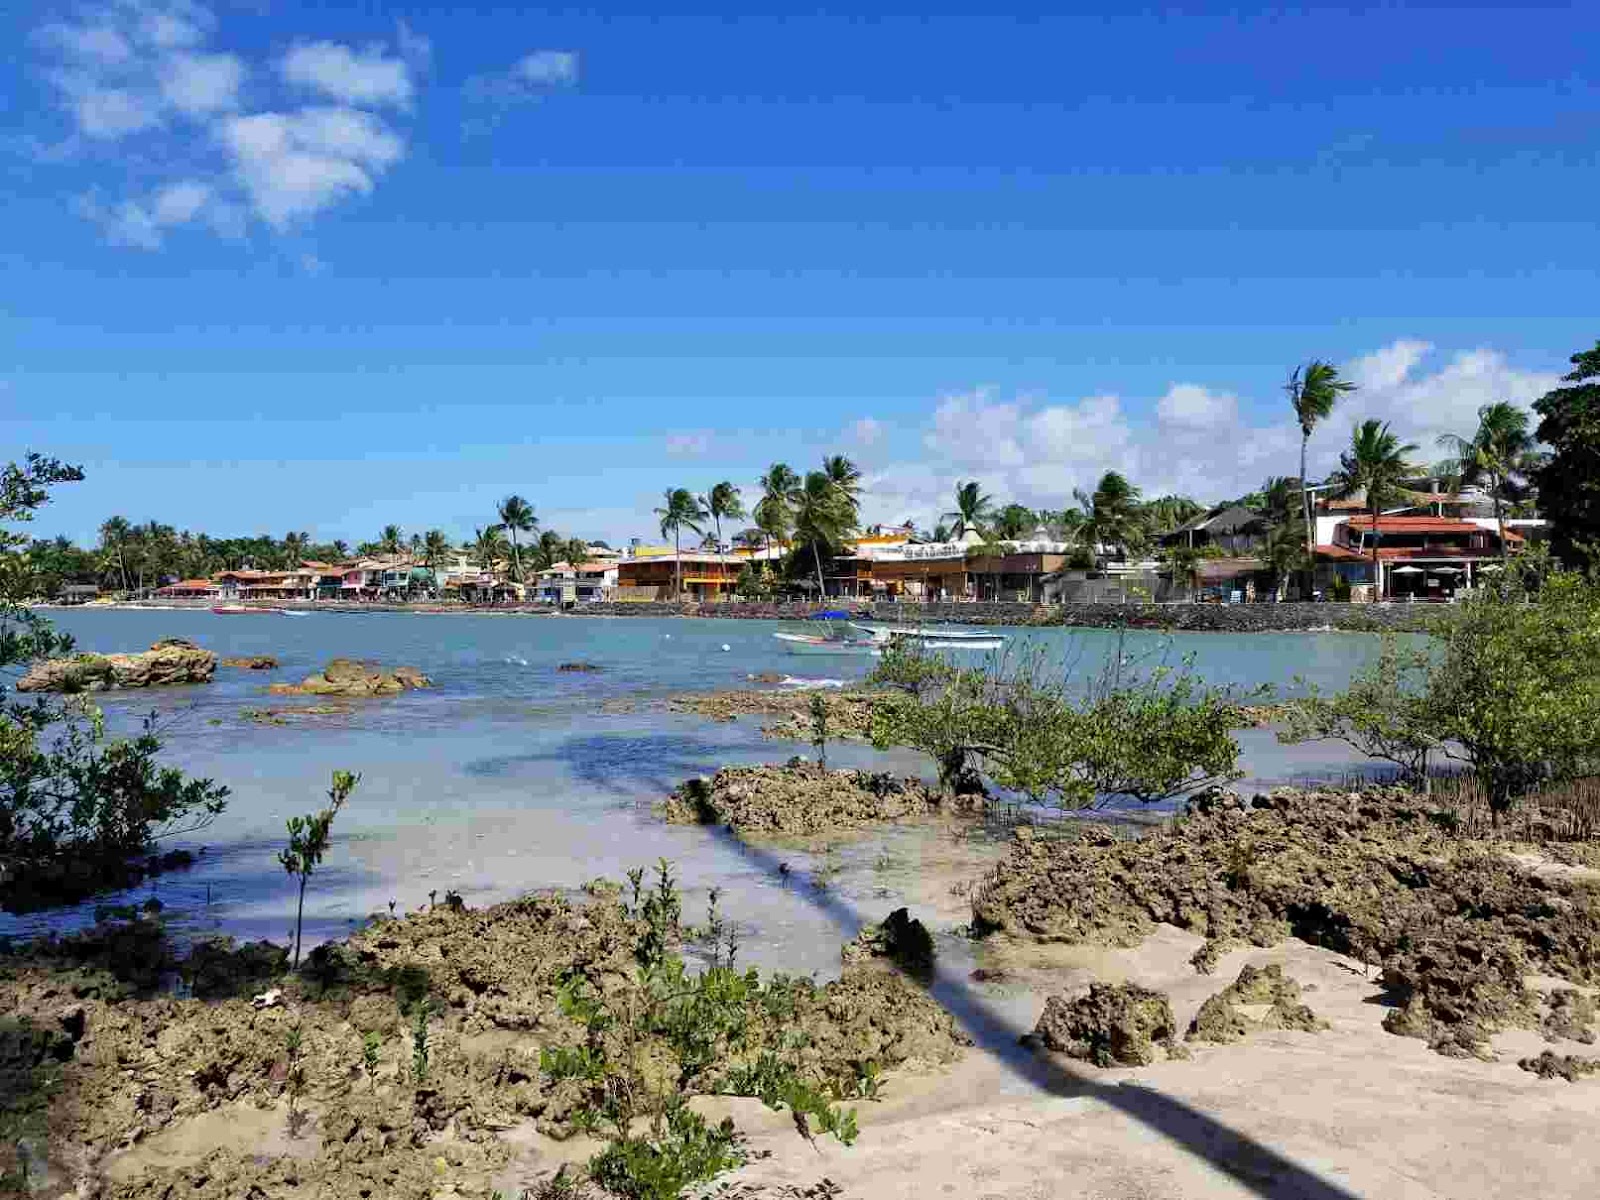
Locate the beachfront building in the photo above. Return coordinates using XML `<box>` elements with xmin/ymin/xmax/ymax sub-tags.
<box><xmin>844</xmin><ymin>534</ymin><xmax>1077</xmax><ymax>602</ymax></box>
<box><xmin>1160</xmin><ymin>505</ymin><xmax>1271</xmax><ymax>555</ymax></box>
<box><xmin>1314</xmin><ymin>515</ymin><xmax>1518</xmax><ymax>600</ymax></box>
<box><xmin>153</xmin><ymin>578</ymin><xmax>220</xmax><ymax>599</ymax></box>
<box><xmin>215</xmin><ymin>567</ymin><xmax>323</xmax><ymax>600</ymax></box>
<box><xmin>536</xmin><ymin>559</ymin><xmax>618</xmax><ymax>605</ymax></box>
<box><xmin>615</xmin><ymin>552</ymin><xmax>740</xmax><ymax>600</ymax></box>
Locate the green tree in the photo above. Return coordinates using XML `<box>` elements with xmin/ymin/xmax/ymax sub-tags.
<box><xmin>942</xmin><ymin>481</ymin><xmax>994</xmax><ymax>539</ymax></box>
<box><xmin>421</xmin><ymin>529</ymin><xmax>451</xmax><ymax>568</ymax></box>
<box><xmin>471</xmin><ymin>525</ymin><xmax>507</xmax><ymax>573</ymax></box>
<box><xmin>655</xmin><ymin>488</ymin><xmax>706</xmax><ymax>599</ymax></box>
<box><xmin>533</xmin><ymin>529</ymin><xmax>566</xmax><ymax>573</ymax></box>
<box><xmin>1430</xmin><ymin>574</ymin><xmax>1600</xmax><ymax>820</ymax></box>
<box><xmin>704</xmin><ymin>481</ymin><xmax>745</xmax><ymax>555</ymax></box>
<box><xmin>1074</xmin><ymin>472</ymin><xmax>1144</xmax><ymax>562</ymax></box>
<box><xmin>994</xmin><ymin>503</ymin><xmax>1037</xmax><ymax>541</ymax></box>
<box><xmin>1328</xmin><ymin>420</ymin><xmax>1418</xmax><ymax>595</ymax></box>
<box><xmin>279</xmin><ymin>770</ymin><xmax>360</xmax><ymax>969</ymax></box>
<box><xmin>793</xmin><ymin>469</ymin><xmax>857</xmax><ymax>597</ymax></box>
<box><xmin>1163</xmin><ymin>544</ymin><xmax>1204</xmax><ymax>600</ymax></box>
<box><xmin>497</xmin><ymin>495</ymin><xmax>538</xmax><ymax>583</ymax></box>
<box><xmin>3</xmin><ymin>456</ymin><xmax>229</xmax><ymax>912</ymax></box>
<box><xmin>1286</xmin><ymin>360</ymin><xmax>1356</xmax><ymax>585</ymax></box>
<box><xmin>98</xmin><ymin>516</ymin><xmax>131</xmax><ymax>593</ymax></box>
<box><xmin>1533</xmin><ymin>341</ymin><xmax>1600</xmax><ymax>571</ymax></box>
<box><xmin>378</xmin><ymin>524</ymin><xmax>404</xmax><ymax>558</ymax></box>
<box><xmin>1438</xmin><ymin>402</ymin><xmax>1541</xmax><ymax>567</ymax></box>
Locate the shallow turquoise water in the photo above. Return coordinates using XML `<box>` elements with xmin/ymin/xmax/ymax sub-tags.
<box><xmin>5</xmin><ymin>610</ymin><xmax>1388</xmax><ymax>971</ymax></box>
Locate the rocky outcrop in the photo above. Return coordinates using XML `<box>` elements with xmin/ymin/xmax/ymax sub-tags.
<box><xmin>220</xmin><ymin>655</ymin><xmax>278</xmax><ymax>670</ymax></box>
<box><xmin>663</xmin><ymin>760</ymin><xmax>969</xmax><ymax>835</ymax></box>
<box><xmin>1187</xmin><ymin>963</ymin><xmax>1327</xmax><ymax>1044</ymax></box>
<box><xmin>842</xmin><ymin>907</ymin><xmax>936</xmax><ymax>974</ymax></box>
<box><xmin>267</xmin><ymin>658</ymin><xmax>432</xmax><ymax>697</ymax></box>
<box><xmin>16</xmin><ymin>639</ymin><xmax>217</xmax><ymax>692</ymax></box>
<box><xmin>556</xmin><ymin>661</ymin><xmax>602</xmax><ymax>673</ymax></box>
<box><xmin>669</xmin><ymin>688</ymin><xmax>881</xmax><ymax>741</ymax></box>
<box><xmin>1023</xmin><ymin>981</ymin><xmax>1184</xmax><ymax>1067</ymax></box>
<box><xmin>971</xmin><ymin>786</ymin><xmax>1600</xmax><ymax>1059</ymax></box>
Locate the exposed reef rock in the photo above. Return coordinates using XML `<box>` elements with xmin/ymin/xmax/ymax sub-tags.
<box><xmin>17</xmin><ymin>639</ymin><xmax>217</xmax><ymax>692</ymax></box>
<box><xmin>1186</xmin><ymin>963</ymin><xmax>1327</xmax><ymax>1044</ymax></box>
<box><xmin>268</xmin><ymin>658</ymin><xmax>433</xmax><ymax>697</ymax></box>
<box><xmin>221</xmin><ymin>654</ymin><xmax>278</xmax><ymax>669</ymax></box>
<box><xmin>1023</xmin><ymin>981</ymin><xmax>1184</xmax><ymax>1067</ymax></box>
<box><xmin>663</xmin><ymin>760</ymin><xmax>973</xmax><ymax>835</ymax></box>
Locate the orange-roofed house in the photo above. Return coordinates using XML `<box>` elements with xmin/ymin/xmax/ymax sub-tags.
<box><xmin>1315</xmin><ymin>515</ymin><xmax>1518</xmax><ymax>600</ymax></box>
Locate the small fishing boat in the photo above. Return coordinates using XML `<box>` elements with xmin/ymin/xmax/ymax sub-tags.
<box><xmin>851</xmin><ymin>624</ymin><xmax>1006</xmax><ymax>652</ymax></box>
<box><xmin>211</xmin><ymin>604</ymin><xmax>280</xmax><ymax>615</ymax></box>
<box><xmin>773</xmin><ymin>612</ymin><xmax>880</xmax><ymax>655</ymax></box>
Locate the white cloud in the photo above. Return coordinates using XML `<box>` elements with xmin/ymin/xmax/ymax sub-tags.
<box><xmin>849</xmin><ymin>417</ymin><xmax>885</xmax><ymax>446</ymax></box>
<box><xmin>860</xmin><ymin>340</ymin><xmax>1558</xmax><ymax>529</ymax></box>
<box><xmin>281</xmin><ymin>41</ymin><xmax>414</xmax><ymax>109</ymax></box>
<box><xmin>222</xmin><ymin>107</ymin><xmax>405</xmax><ymax>227</ymax></box>
<box><xmin>464</xmin><ymin>49</ymin><xmax>579</xmax><ymax>124</ymax></box>
<box><xmin>665</xmin><ymin>431</ymin><xmax>712</xmax><ymax>457</ymax></box>
<box><xmin>78</xmin><ymin>178</ymin><xmax>214</xmax><ymax>249</ymax></box>
<box><xmin>160</xmin><ymin>51</ymin><xmax>243</xmax><ymax>114</ymax></box>
<box><xmin>1334</xmin><ymin>341</ymin><xmax>1560</xmax><ymax>467</ymax></box>
<box><xmin>34</xmin><ymin>3</ymin><xmax>421</xmax><ymax>247</ymax></box>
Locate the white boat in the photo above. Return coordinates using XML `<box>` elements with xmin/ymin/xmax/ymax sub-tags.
<box><xmin>773</xmin><ymin>630</ymin><xmax>880</xmax><ymax>655</ymax></box>
<box><xmin>851</xmin><ymin>624</ymin><xmax>1006</xmax><ymax>652</ymax></box>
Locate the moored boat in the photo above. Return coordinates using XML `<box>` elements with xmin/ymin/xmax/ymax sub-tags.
<box><xmin>211</xmin><ymin>604</ymin><xmax>280</xmax><ymax>615</ymax></box>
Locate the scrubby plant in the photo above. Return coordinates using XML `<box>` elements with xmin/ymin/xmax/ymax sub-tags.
<box><xmin>361</xmin><ymin>1030</ymin><xmax>381</xmax><ymax>1089</ymax></box>
<box><xmin>809</xmin><ymin>692</ymin><xmax>830</xmax><ymax>769</ymax></box>
<box><xmin>284</xmin><ymin>1026</ymin><xmax>308</xmax><ymax>1136</ymax></box>
<box><xmin>278</xmin><ymin>770</ymin><xmax>359</xmax><ymax>969</ymax></box>
<box><xmin>868</xmin><ymin>638</ymin><xmax>1243</xmax><ymax>810</ymax></box>
<box><xmin>540</xmin><ymin>864</ymin><xmax>860</xmax><ymax>1199</ymax></box>
<box><xmin>410</xmin><ymin>1003</ymin><xmax>431</xmax><ymax>1083</ymax></box>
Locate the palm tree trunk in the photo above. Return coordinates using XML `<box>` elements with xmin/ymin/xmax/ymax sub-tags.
<box><xmin>1300</xmin><ymin>433</ymin><xmax>1314</xmax><ymax>600</ymax></box>
<box><xmin>1493</xmin><ymin>477</ymin><xmax>1508</xmax><ymax>567</ymax></box>
<box><xmin>674</xmin><ymin>528</ymin><xmax>682</xmax><ymax>599</ymax></box>
<box><xmin>509</xmin><ymin>532</ymin><xmax>522</xmax><ymax>584</ymax></box>
<box><xmin>1370</xmin><ymin>498</ymin><xmax>1382</xmax><ymax>600</ymax></box>
<box><xmin>813</xmin><ymin>540</ymin><xmax>825</xmax><ymax>598</ymax></box>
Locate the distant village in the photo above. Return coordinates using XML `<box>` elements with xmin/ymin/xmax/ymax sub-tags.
<box><xmin>49</xmin><ymin>474</ymin><xmax>1538</xmax><ymax>609</ymax></box>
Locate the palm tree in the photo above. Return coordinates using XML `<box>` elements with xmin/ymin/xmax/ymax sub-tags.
<box><xmin>1286</xmin><ymin>360</ymin><xmax>1356</xmax><ymax>583</ymax></box>
<box><xmin>942</xmin><ymin>481</ymin><xmax>995</xmax><ymax>539</ymax></box>
<box><xmin>497</xmin><ymin>495</ymin><xmax>538</xmax><ymax>583</ymax></box>
<box><xmin>821</xmin><ymin>455</ymin><xmax>862</xmax><ymax>505</ymax></box>
<box><xmin>408</xmin><ymin>532</ymin><xmax>423</xmax><ymax>562</ymax></box>
<box><xmin>793</xmin><ymin>470</ymin><xmax>857</xmax><ymax>596</ymax></box>
<box><xmin>378</xmin><ymin>524</ymin><xmax>404</xmax><ymax>558</ymax></box>
<box><xmin>756</xmin><ymin>462</ymin><xmax>802</xmax><ymax>563</ymax></box>
<box><xmin>1163</xmin><ymin>544</ymin><xmax>1204</xmax><ymax>601</ymax></box>
<box><xmin>283</xmin><ymin>530</ymin><xmax>309</xmax><ymax>566</ymax></box>
<box><xmin>563</xmin><ymin>537</ymin><xmax>591</xmax><ymax>569</ymax></box>
<box><xmin>99</xmin><ymin>516</ymin><xmax>132</xmax><ymax>592</ymax></box>
<box><xmin>704</xmin><ymin>481</ymin><xmax>746</xmax><ymax>554</ymax></box>
<box><xmin>1437</xmin><ymin>402</ymin><xmax>1540</xmax><ymax>566</ymax></box>
<box><xmin>471</xmin><ymin>525</ymin><xmax>508</xmax><ymax>572</ymax></box>
<box><xmin>1329</xmin><ymin>419</ymin><xmax>1418</xmax><ymax>597</ymax></box>
<box><xmin>1073</xmin><ymin>472</ymin><xmax>1143</xmax><ymax>561</ymax></box>
<box><xmin>331</xmin><ymin>539</ymin><xmax>350</xmax><ymax>561</ymax></box>
<box><xmin>994</xmin><ymin>503</ymin><xmax>1036</xmax><ymax>541</ymax></box>
<box><xmin>655</xmin><ymin>487</ymin><xmax>705</xmax><ymax>598</ymax></box>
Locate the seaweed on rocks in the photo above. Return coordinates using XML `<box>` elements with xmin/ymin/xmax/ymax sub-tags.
<box><xmin>1518</xmin><ymin>1050</ymin><xmax>1600</xmax><ymax>1082</ymax></box>
<box><xmin>662</xmin><ymin>760</ymin><xmax>974</xmax><ymax>836</ymax></box>
<box><xmin>1541</xmin><ymin>988</ymin><xmax>1598</xmax><ymax>1044</ymax></box>
<box><xmin>1186</xmin><ymin>963</ymin><xmax>1327</xmax><ymax>1044</ymax></box>
<box><xmin>972</xmin><ymin>786</ymin><xmax>1600</xmax><ymax>1058</ymax></box>
<box><xmin>1022</xmin><ymin>981</ymin><xmax>1183</xmax><ymax>1067</ymax></box>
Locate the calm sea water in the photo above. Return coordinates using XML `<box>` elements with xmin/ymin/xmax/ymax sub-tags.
<box><xmin>4</xmin><ymin>609</ymin><xmax>1385</xmax><ymax>972</ymax></box>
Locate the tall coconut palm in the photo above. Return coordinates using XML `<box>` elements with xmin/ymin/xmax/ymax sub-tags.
<box><xmin>377</xmin><ymin>525</ymin><xmax>404</xmax><ymax>559</ymax></box>
<box><xmin>1286</xmin><ymin>360</ymin><xmax>1356</xmax><ymax>581</ymax></box>
<box><xmin>99</xmin><ymin>515</ymin><xmax>132</xmax><ymax>592</ymax></box>
<box><xmin>794</xmin><ymin>470</ymin><xmax>855</xmax><ymax>596</ymax></box>
<box><xmin>496</xmin><ymin>495</ymin><xmax>538</xmax><ymax>583</ymax></box>
<box><xmin>704</xmin><ymin>481</ymin><xmax>746</xmax><ymax>554</ymax></box>
<box><xmin>821</xmin><ymin>455</ymin><xmax>862</xmax><ymax>505</ymax></box>
<box><xmin>1329</xmin><ymin>420</ymin><xmax>1418</xmax><ymax>596</ymax></box>
<box><xmin>756</xmin><ymin>462</ymin><xmax>802</xmax><ymax>562</ymax></box>
<box><xmin>471</xmin><ymin>525</ymin><xmax>508</xmax><ymax>573</ymax></box>
<box><xmin>1073</xmin><ymin>472</ymin><xmax>1143</xmax><ymax>561</ymax></box>
<box><xmin>1437</xmin><ymin>402</ymin><xmax>1540</xmax><ymax>566</ymax></box>
<box><xmin>655</xmin><ymin>488</ymin><xmax>705</xmax><ymax>598</ymax></box>
<box><xmin>942</xmin><ymin>481</ymin><xmax>995</xmax><ymax>539</ymax></box>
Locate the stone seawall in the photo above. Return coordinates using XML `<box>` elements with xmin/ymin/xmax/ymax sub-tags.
<box><xmin>575</xmin><ymin>600</ymin><xmax>1444</xmax><ymax>633</ymax></box>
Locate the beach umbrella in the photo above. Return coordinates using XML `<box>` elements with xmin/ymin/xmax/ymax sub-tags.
<box><xmin>1390</xmin><ymin>565</ymin><xmax>1423</xmax><ymax>575</ymax></box>
<box><xmin>1431</xmin><ymin>566</ymin><xmax>1461</xmax><ymax>575</ymax></box>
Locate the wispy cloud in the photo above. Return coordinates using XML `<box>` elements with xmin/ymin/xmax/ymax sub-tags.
<box><xmin>463</xmin><ymin>49</ymin><xmax>578</xmax><ymax>133</ymax></box>
<box><xmin>32</xmin><ymin>3</ymin><xmax>426</xmax><ymax>249</ymax></box>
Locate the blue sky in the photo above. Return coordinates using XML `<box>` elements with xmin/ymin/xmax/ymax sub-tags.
<box><xmin>4</xmin><ymin>1</ymin><xmax>1597</xmax><ymax>547</ymax></box>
